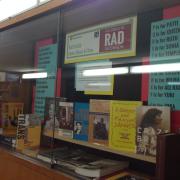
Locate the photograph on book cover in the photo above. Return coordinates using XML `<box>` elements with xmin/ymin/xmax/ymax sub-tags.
<box><xmin>136</xmin><ymin>106</ymin><xmax>170</xmax><ymax>156</ymax></box>
<box><xmin>92</xmin><ymin>114</ymin><xmax>109</xmax><ymax>141</ymax></box>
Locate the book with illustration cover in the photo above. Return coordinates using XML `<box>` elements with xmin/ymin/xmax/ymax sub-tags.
<box><xmin>109</xmin><ymin>101</ymin><xmax>142</xmax><ymax>153</ymax></box>
<box><xmin>89</xmin><ymin>99</ymin><xmax>110</xmax><ymax>146</ymax></box>
<box><xmin>136</xmin><ymin>106</ymin><xmax>170</xmax><ymax>156</ymax></box>
<box><xmin>56</xmin><ymin>101</ymin><xmax>74</xmax><ymax>139</ymax></box>
<box><xmin>73</xmin><ymin>102</ymin><xmax>89</xmax><ymax>141</ymax></box>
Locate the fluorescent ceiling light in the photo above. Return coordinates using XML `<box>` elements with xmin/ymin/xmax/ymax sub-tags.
<box><xmin>22</xmin><ymin>72</ymin><xmax>47</xmax><ymax>79</ymax></box>
<box><xmin>88</xmin><ymin>83</ymin><xmax>111</xmax><ymax>86</ymax></box>
<box><xmin>83</xmin><ymin>67</ymin><xmax>129</xmax><ymax>76</ymax></box>
<box><xmin>130</xmin><ymin>63</ymin><xmax>180</xmax><ymax>74</ymax></box>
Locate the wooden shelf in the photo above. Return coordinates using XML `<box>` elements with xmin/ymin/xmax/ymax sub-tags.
<box><xmin>43</xmin><ymin>131</ymin><xmax>156</xmax><ymax>164</ymax></box>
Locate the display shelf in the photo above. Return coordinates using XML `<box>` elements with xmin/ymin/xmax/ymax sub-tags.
<box><xmin>43</xmin><ymin>130</ymin><xmax>156</xmax><ymax>164</ymax></box>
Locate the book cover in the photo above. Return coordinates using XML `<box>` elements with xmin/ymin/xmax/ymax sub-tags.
<box><xmin>136</xmin><ymin>106</ymin><xmax>170</xmax><ymax>157</ymax></box>
<box><xmin>1</xmin><ymin>102</ymin><xmax>23</xmax><ymax>132</ymax></box>
<box><xmin>56</xmin><ymin>101</ymin><xmax>74</xmax><ymax>139</ymax></box>
<box><xmin>109</xmin><ymin>101</ymin><xmax>142</xmax><ymax>153</ymax></box>
<box><xmin>24</xmin><ymin>114</ymin><xmax>41</xmax><ymax>150</ymax></box>
<box><xmin>89</xmin><ymin>99</ymin><xmax>110</xmax><ymax>146</ymax></box>
<box><xmin>75</xmin><ymin>159</ymin><xmax>129</xmax><ymax>178</ymax></box>
<box><xmin>16</xmin><ymin>114</ymin><xmax>41</xmax><ymax>152</ymax></box>
<box><xmin>73</xmin><ymin>102</ymin><xmax>89</xmax><ymax>141</ymax></box>
<box><xmin>16</xmin><ymin>114</ymin><xmax>28</xmax><ymax>151</ymax></box>
<box><xmin>43</xmin><ymin>97</ymin><xmax>66</xmax><ymax>137</ymax></box>
<box><xmin>156</xmin><ymin>133</ymin><xmax>180</xmax><ymax>180</ymax></box>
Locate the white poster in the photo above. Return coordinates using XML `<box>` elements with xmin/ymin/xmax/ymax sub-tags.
<box><xmin>75</xmin><ymin>60</ymin><xmax>114</xmax><ymax>95</ymax></box>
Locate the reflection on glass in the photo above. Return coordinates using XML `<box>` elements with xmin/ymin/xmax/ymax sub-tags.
<box><xmin>0</xmin><ymin>0</ymin><xmax>37</xmax><ymax>21</ymax></box>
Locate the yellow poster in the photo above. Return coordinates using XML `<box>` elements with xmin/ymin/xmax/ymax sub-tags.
<box><xmin>109</xmin><ymin>100</ymin><xmax>142</xmax><ymax>153</ymax></box>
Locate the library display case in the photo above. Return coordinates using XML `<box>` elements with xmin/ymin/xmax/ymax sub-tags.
<box><xmin>0</xmin><ymin>1</ymin><xmax>180</xmax><ymax>180</ymax></box>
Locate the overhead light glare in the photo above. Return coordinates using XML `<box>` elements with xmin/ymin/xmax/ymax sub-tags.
<box><xmin>22</xmin><ymin>72</ymin><xmax>47</xmax><ymax>79</ymax></box>
<box><xmin>130</xmin><ymin>63</ymin><xmax>180</xmax><ymax>74</ymax></box>
<box><xmin>83</xmin><ymin>67</ymin><xmax>129</xmax><ymax>77</ymax></box>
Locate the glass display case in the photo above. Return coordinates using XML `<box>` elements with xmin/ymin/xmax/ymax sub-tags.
<box><xmin>0</xmin><ymin>1</ymin><xmax>180</xmax><ymax>180</ymax></box>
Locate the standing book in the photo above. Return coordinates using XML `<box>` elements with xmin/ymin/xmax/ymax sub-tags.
<box><xmin>136</xmin><ymin>106</ymin><xmax>170</xmax><ymax>156</ymax></box>
<box><xmin>1</xmin><ymin>102</ymin><xmax>23</xmax><ymax>135</ymax></box>
<box><xmin>89</xmin><ymin>99</ymin><xmax>110</xmax><ymax>146</ymax></box>
<box><xmin>109</xmin><ymin>101</ymin><xmax>142</xmax><ymax>153</ymax></box>
<box><xmin>43</xmin><ymin>97</ymin><xmax>66</xmax><ymax>137</ymax></box>
<box><xmin>73</xmin><ymin>102</ymin><xmax>89</xmax><ymax>141</ymax></box>
<box><xmin>16</xmin><ymin>114</ymin><xmax>41</xmax><ymax>152</ymax></box>
<box><xmin>56</xmin><ymin>102</ymin><xmax>74</xmax><ymax>139</ymax></box>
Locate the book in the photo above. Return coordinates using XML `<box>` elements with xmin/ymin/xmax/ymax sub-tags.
<box><xmin>43</xmin><ymin>97</ymin><xmax>66</xmax><ymax>137</ymax></box>
<box><xmin>156</xmin><ymin>133</ymin><xmax>180</xmax><ymax>180</ymax></box>
<box><xmin>56</xmin><ymin>101</ymin><xmax>74</xmax><ymax>139</ymax></box>
<box><xmin>0</xmin><ymin>134</ymin><xmax>16</xmax><ymax>148</ymax></box>
<box><xmin>1</xmin><ymin>102</ymin><xmax>24</xmax><ymax>134</ymax></box>
<box><xmin>73</xmin><ymin>102</ymin><xmax>89</xmax><ymax>141</ymax></box>
<box><xmin>109</xmin><ymin>101</ymin><xmax>142</xmax><ymax>153</ymax></box>
<box><xmin>171</xmin><ymin>110</ymin><xmax>180</xmax><ymax>133</ymax></box>
<box><xmin>104</xmin><ymin>171</ymin><xmax>150</xmax><ymax>180</ymax></box>
<box><xmin>75</xmin><ymin>159</ymin><xmax>129</xmax><ymax>178</ymax></box>
<box><xmin>136</xmin><ymin>106</ymin><xmax>170</xmax><ymax>156</ymax></box>
<box><xmin>89</xmin><ymin>99</ymin><xmax>110</xmax><ymax>146</ymax></box>
<box><xmin>16</xmin><ymin>114</ymin><xmax>41</xmax><ymax>152</ymax></box>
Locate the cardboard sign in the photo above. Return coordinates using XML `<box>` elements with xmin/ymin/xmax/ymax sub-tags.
<box><xmin>65</xmin><ymin>16</ymin><xmax>137</xmax><ymax>64</ymax></box>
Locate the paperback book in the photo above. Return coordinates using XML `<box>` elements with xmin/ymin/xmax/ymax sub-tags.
<box><xmin>1</xmin><ymin>102</ymin><xmax>23</xmax><ymax>134</ymax></box>
<box><xmin>109</xmin><ymin>101</ymin><xmax>142</xmax><ymax>153</ymax></box>
<box><xmin>16</xmin><ymin>114</ymin><xmax>41</xmax><ymax>152</ymax></box>
<box><xmin>43</xmin><ymin>97</ymin><xmax>66</xmax><ymax>137</ymax></box>
<box><xmin>89</xmin><ymin>99</ymin><xmax>110</xmax><ymax>146</ymax></box>
<box><xmin>75</xmin><ymin>159</ymin><xmax>129</xmax><ymax>178</ymax></box>
<box><xmin>136</xmin><ymin>106</ymin><xmax>170</xmax><ymax>156</ymax></box>
<box><xmin>56</xmin><ymin>101</ymin><xmax>74</xmax><ymax>139</ymax></box>
<box><xmin>73</xmin><ymin>102</ymin><xmax>89</xmax><ymax>141</ymax></box>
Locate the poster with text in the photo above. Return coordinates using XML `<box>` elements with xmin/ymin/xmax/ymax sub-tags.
<box><xmin>65</xmin><ymin>16</ymin><xmax>137</xmax><ymax>64</ymax></box>
<box><xmin>75</xmin><ymin>60</ymin><xmax>114</xmax><ymax>95</ymax></box>
<box><xmin>150</xmin><ymin>17</ymin><xmax>180</xmax><ymax>62</ymax></box>
<box><xmin>34</xmin><ymin>44</ymin><xmax>58</xmax><ymax>118</ymax></box>
<box><xmin>149</xmin><ymin>17</ymin><xmax>180</xmax><ymax>110</ymax></box>
<box><xmin>148</xmin><ymin>72</ymin><xmax>180</xmax><ymax>110</ymax></box>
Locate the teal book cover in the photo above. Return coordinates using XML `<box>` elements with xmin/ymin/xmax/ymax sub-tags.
<box><xmin>74</xmin><ymin>102</ymin><xmax>89</xmax><ymax>141</ymax></box>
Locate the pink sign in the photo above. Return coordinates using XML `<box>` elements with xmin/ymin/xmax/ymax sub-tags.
<box><xmin>141</xmin><ymin>57</ymin><xmax>150</xmax><ymax>102</ymax></box>
<box><xmin>163</xmin><ymin>5</ymin><xmax>180</xmax><ymax>19</ymax></box>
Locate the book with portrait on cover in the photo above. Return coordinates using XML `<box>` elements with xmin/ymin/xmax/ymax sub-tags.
<box><xmin>89</xmin><ymin>99</ymin><xmax>110</xmax><ymax>146</ymax></box>
<box><xmin>136</xmin><ymin>106</ymin><xmax>170</xmax><ymax>156</ymax></box>
<box><xmin>73</xmin><ymin>102</ymin><xmax>89</xmax><ymax>141</ymax></box>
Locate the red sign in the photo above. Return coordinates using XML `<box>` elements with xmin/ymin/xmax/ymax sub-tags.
<box><xmin>99</xmin><ymin>24</ymin><xmax>131</xmax><ymax>52</ymax></box>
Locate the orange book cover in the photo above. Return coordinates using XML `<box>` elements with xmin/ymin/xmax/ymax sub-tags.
<box><xmin>89</xmin><ymin>99</ymin><xmax>110</xmax><ymax>146</ymax></box>
<box><xmin>1</xmin><ymin>102</ymin><xmax>23</xmax><ymax>134</ymax></box>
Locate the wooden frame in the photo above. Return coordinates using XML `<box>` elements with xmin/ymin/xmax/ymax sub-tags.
<box><xmin>0</xmin><ymin>0</ymin><xmax>72</xmax><ymax>30</ymax></box>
